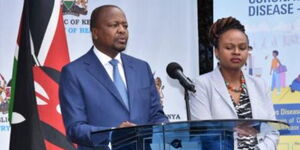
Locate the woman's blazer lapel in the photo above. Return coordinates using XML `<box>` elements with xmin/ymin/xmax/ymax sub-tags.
<box><xmin>211</xmin><ymin>68</ymin><xmax>237</xmax><ymax>116</ymax></box>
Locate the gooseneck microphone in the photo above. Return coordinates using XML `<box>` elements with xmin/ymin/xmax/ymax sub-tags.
<box><xmin>166</xmin><ymin>62</ymin><xmax>195</xmax><ymax>121</ymax></box>
<box><xmin>166</xmin><ymin>62</ymin><xmax>196</xmax><ymax>93</ymax></box>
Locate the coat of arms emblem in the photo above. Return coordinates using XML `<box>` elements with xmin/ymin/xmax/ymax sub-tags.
<box><xmin>62</xmin><ymin>0</ymin><xmax>88</xmax><ymax>16</ymax></box>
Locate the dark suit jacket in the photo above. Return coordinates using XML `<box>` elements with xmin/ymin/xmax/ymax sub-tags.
<box><xmin>59</xmin><ymin>47</ymin><xmax>168</xmax><ymax>150</ymax></box>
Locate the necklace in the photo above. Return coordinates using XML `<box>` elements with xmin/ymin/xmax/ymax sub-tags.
<box><xmin>225</xmin><ymin>74</ymin><xmax>245</xmax><ymax>93</ymax></box>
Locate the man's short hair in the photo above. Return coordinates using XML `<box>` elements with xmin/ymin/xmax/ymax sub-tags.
<box><xmin>90</xmin><ymin>5</ymin><xmax>121</xmax><ymax>31</ymax></box>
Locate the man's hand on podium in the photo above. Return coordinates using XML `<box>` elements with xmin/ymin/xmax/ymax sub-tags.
<box><xmin>119</xmin><ymin>121</ymin><xmax>136</xmax><ymax>128</ymax></box>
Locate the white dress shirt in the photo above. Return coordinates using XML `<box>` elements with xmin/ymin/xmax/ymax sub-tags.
<box><xmin>93</xmin><ymin>46</ymin><xmax>127</xmax><ymax>87</ymax></box>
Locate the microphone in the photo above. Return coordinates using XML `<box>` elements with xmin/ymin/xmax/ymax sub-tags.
<box><xmin>166</xmin><ymin>62</ymin><xmax>196</xmax><ymax>93</ymax></box>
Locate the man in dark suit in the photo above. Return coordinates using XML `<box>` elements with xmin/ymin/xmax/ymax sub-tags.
<box><xmin>59</xmin><ymin>5</ymin><xmax>168</xmax><ymax>150</ymax></box>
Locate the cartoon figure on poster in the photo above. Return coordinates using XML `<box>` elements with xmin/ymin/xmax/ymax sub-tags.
<box><xmin>290</xmin><ymin>74</ymin><xmax>300</xmax><ymax>93</ymax></box>
<box><xmin>270</xmin><ymin>50</ymin><xmax>287</xmax><ymax>95</ymax></box>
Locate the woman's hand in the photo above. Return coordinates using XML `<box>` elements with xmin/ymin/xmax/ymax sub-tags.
<box><xmin>234</xmin><ymin>123</ymin><xmax>259</xmax><ymax>137</ymax></box>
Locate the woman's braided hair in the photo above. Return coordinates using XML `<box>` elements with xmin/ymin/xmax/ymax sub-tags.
<box><xmin>209</xmin><ymin>16</ymin><xmax>247</xmax><ymax>48</ymax></box>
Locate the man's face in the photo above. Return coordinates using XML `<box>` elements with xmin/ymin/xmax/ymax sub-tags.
<box><xmin>92</xmin><ymin>7</ymin><xmax>128</xmax><ymax>56</ymax></box>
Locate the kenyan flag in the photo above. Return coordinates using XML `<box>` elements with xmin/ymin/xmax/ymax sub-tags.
<box><xmin>9</xmin><ymin>0</ymin><xmax>75</xmax><ymax>149</ymax></box>
<box><xmin>8</xmin><ymin>0</ymin><xmax>46</xmax><ymax>149</ymax></box>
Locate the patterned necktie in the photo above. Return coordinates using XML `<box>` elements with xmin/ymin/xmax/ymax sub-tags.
<box><xmin>109</xmin><ymin>59</ymin><xmax>129</xmax><ymax>110</ymax></box>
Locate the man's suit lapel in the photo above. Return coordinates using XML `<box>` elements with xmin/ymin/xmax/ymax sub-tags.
<box><xmin>211</xmin><ymin>68</ymin><xmax>237</xmax><ymax>115</ymax></box>
<box><xmin>121</xmin><ymin>54</ymin><xmax>136</xmax><ymax>113</ymax></box>
<box><xmin>83</xmin><ymin>48</ymin><xmax>129</xmax><ymax>111</ymax></box>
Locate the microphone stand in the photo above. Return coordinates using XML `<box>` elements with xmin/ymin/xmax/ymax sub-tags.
<box><xmin>184</xmin><ymin>88</ymin><xmax>191</xmax><ymax>121</ymax></box>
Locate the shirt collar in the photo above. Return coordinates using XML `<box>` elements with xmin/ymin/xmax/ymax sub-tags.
<box><xmin>93</xmin><ymin>46</ymin><xmax>123</xmax><ymax>65</ymax></box>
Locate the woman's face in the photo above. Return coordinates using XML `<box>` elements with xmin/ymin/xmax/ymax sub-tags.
<box><xmin>215</xmin><ymin>29</ymin><xmax>249</xmax><ymax>71</ymax></box>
